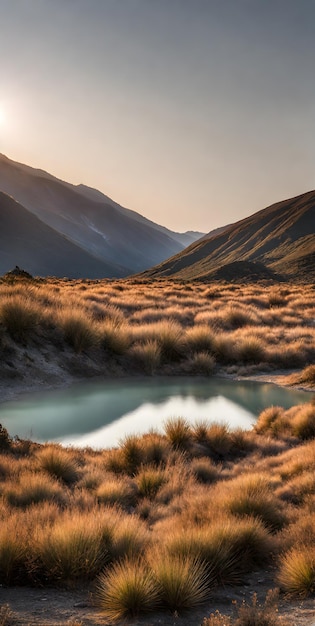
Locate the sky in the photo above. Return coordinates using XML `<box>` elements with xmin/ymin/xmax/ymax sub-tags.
<box><xmin>0</xmin><ymin>0</ymin><xmax>314</xmax><ymax>233</ymax></box>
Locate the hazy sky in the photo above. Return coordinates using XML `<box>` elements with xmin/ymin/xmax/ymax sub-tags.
<box><xmin>0</xmin><ymin>0</ymin><xmax>314</xmax><ymax>232</ymax></box>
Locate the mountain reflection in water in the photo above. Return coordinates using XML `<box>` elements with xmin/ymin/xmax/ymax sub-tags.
<box><xmin>0</xmin><ymin>378</ymin><xmax>309</xmax><ymax>448</ymax></box>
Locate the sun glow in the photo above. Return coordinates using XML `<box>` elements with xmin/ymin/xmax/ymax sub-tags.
<box><xmin>0</xmin><ymin>107</ymin><xmax>7</xmax><ymax>127</ymax></box>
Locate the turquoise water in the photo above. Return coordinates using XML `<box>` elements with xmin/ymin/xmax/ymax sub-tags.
<box><xmin>0</xmin><ymin>377</ymin><xmax>310</xmax><ymax>448</ymax></box>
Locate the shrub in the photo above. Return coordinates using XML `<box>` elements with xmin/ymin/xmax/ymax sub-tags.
<box><xmin>292</xmin><ymin>404</ymin><xmax>315</xmax><ymax>440</ymax></box>
<box><xmin>110</xmin><ymin>515</ymin><xmax>150</xmax><ymax>560</ymax></box>
<box><xmin>203</xmin><ymin>589</ymin><xmax>290</xmax><ymax>626</ymax></box>
<box><xmin>128</xmin><ymin>340</ymin><xmax>161</xmax><ymax>374</ymax></box>
<box><xmin>38</xmin><ymin>447</ymin><xmax>79</xmax><ymax>484</ymax></box>
<box><xmin>35</xmin><ymin>512</ymin><xmax>109</xmax><ymax>583</ymax></box>
<box><xmin>223</xmin><ymin>474</ymin><xmax>286</xmax><ymax>531</ymax></box>
<box><xmin>164</xmin><ymin>417</ymin><xmax>191</xmax><ymax>450</ymax></box>
<box><xmin>185</xmin><ymin>325</ymin><xmax>216</xmax><ymax>354</ymax></box>
<box><xmin>237</xmin><ymin>335</ymin><xmax>265</xmax><ymax>364</ymax></box>
<box><xmin>59</xmin><ymin>311</ymin><xmax>99</xmax><ymax>353</ymax></box>
<box><xmin>188</xmin><ymin>351</ymin><xmax>216</xmax><ymax>375</ymax></box>
<box><xmin>96</xmin><ymin>476</ymin><xmax>138</xmax><ymax>508</ymax></box>
<box><xmin>100</xmin><ymin>321</ymin><xmax>131</xmax><ymax>355</ymax></box>
<box><xmin>96</xmin><ymin>558</ymin><xmax>159</xmax><ymax>620</ymax></box>
<box><xmin>278</xmin><ymin>547</ymin><xmax>315</xmax><ymax>595</ymax></box>
<box><xmin>119</xmin><ymin>435</ymin><xmax>144</xmax><ymax>475</ymax></box>
<box><xmin>0</xmin><ymin>517</ymin><xmax>28</xmax><ymax>583</ymax></box>
<box><xmin>136</xmin><ymin>467</ymin><xmax>166</xmax><ymax>499</ymax></box>
<box><xmin>5</xmin><ymin>472</ymin><xmax>65</xmax><ymax>507</ymax></box>
<box><xmin>255</xmin><ymin>406</ymin><xmax>286</xmax><ymax>436</ymax></box>
<box><xmin>162</xmin><ymin>518</ymin><xmax>273</xmax><ymax>584</ymax></box>
<box><xmin>148</xmin><ymin>551</ymin><xmax>211</xmax><ymax>612</ymax></box>
<box><xmin>190</xmin><ymin>457</ymin><xmax>218</xmax><ymax>484</ymax></box>
<box><xmin>207</xmin><ymin>423</ymin><xmax>232</xmax><ymax>457</ymax></box>
<box><xmin>0</xmin><ymin>295</ymin><xmax>40</xmax><ymax>342</ymax></box>
<box><xmin>0</xmin><ymin>424</ymin><xmax>11</xmax><ymax>451</ymax></box>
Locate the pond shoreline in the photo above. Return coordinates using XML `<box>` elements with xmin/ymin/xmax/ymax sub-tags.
<box><xmin>0</xmin><ymin>368</ymin><xmax>313</xmax><ymax>408</ymax></box>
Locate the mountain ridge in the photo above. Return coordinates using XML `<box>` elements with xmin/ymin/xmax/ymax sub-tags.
<box><xmin>141</xmin><ymin>190</ymin><xmax>315</xmax><ymax>281</ymax></box>
<box><xmin>0</xmin><ymin>154</ymin><xmax>204</xmax><ymax>277</ymax></box>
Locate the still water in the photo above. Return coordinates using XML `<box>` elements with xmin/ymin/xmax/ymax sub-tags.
<box><xmin>0</xmin><ymin>378</ymin><xmax>309</xmax><ymax>449</ymax></box>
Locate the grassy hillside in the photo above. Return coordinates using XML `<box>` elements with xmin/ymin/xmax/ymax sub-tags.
<box><xmin>142</xmin><ymin>191</ymin><xmax>315</xmax><ymax>281</ymax></box>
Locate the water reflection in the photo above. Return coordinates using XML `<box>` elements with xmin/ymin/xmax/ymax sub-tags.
<box><xmin>0</xmin><ymin>377</ymin><xmax>309</xmax><ymax>448</ymax></box>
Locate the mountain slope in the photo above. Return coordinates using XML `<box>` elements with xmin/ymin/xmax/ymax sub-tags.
<box><xmin>142</xmin><ymin>191</ymin><xmax>315</xmax><ymax>281</ymax></box>
<box><xmin>0</xmin><ymin>154</ymin><xmax>203</xmax><ymax>275</ymax></box>
<box><xmin>0</xmin><ymin>192</ymin><xmax>127</xmax><ymax>278</ymax></box>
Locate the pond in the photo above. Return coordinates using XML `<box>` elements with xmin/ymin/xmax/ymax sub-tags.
<box><xmin>0</xmin><ymin>377</ymin><xmax>310</xmax><ymax>448</ymax></box>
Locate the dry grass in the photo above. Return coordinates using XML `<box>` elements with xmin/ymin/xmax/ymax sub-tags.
<box><xmin>0</xmin><ymin>278</ymin><xmax>313</xmax><ymax>378</ymax></box>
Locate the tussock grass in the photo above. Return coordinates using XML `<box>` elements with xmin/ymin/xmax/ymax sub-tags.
<box><xmin>278</xmin><ymin>547</ymin><xmax>315</xmax><ymax>595</ymax></box>
<box><xmin>221</xmin><ymin>474</ymin><xmax>286</xmax><ymax>531</ymax></box>
<box><xmin>136</xmin><ymin>466</ymin><xmax>166</xmax><ymax>499</ymax></box>
<box><xmin>37</xmin><ymin>446</ymin><xmax>79</xmax><ymax>484</ymax></box>
<box><xmin>35</xmin><ymin>511</ymin><xmax>110</xmax><ymax>584</ymax></box>
<box><xmin>96</xmin><ymin>558</ymin><xmax>159</xmax><ymax>620</ymax></box>
<box><xmin>96</xmin><ymin>476</ymin><xmax>138</xmax><ymax>508</ymax></box>
<box><xmin>4</xmin><ymin>471</ymin><xmax>65</xmax><ymax>507</ymax></box>
<box><xmin>164</xmin><ymin>417</ymin><xmax>192</xmax><ymax>450</ymax></box>
<box><xmin>0</xmin><ymin>294</ymin><xmax>40</xmax><ymax>341</ymax></box>
<box><xmin>187</xmin><ymin>351</ymin><xmax>216</xmax><ymax>375</ymax></box>
<box><xmin>148</xmin><ymin>550</ymin><xmax>211</xmax><ymax>612</ymax></box>
<box><xmin>59</xmin><ymin>310</ymin><xmax>99</xmax><ymax>352</ymax></box>
<box><xmin>128</xmin><ymin>339</ymin><xmax>161</xmax><ymax>374</ymax></box>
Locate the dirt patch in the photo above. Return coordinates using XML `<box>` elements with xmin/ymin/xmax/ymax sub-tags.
<box><xmin>2</xmin><ymin>572</ymin><xmax>315</xmax><ymax>626</ymax></box>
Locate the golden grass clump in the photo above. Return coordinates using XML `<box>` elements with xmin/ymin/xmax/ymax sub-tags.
<box><xmin>58</xmin><ymin>309</ymin><xmax>100</xmax><ymax>353</ymax></box>
<box><xmin>0</xmin><ymin>294</ymin><xmax>41</xmax><ymax>341</ymax></box>
<box><xmin>128</xmin><ymin>339</ymin><xmax>161</xmax><ymax>374</ymax></box>
<box><xmin>96</xmin><ymin>476</ymin><xmax>138</xmax><ymax>508</ymax></box>
<box><xmin>37</xmin><ymin>446</ymin><xmax>79</xmax><ymax>484</ymax></box>
<box><xmin>148</xmin><ymin>551</ymin><xmax>211</xmax><ymax>612</ymax></box>
<box><xmin>34</xmin><ymin>510</ymin><xmax>110</xmax><ymax>583</ymax></box>
<box><xmin>96</xmin><ymin>558</ymin><xmax>159</xmax><ymax>620</ymax></box>
<box><xmin>164</xmin><ymin>417</ymin><xmax>192</xmax><ymax>450</ymax></box>
<box><xmin>220</xmin><ymin>473</ymin><xmax>286</xmax><ymax>531</ymax></box>
<box><xmin>278</xmin><ymin>547</ymin><xmax>315</xmax><ymax>595</ymax></box>
<box><xmin>4</xmin><ymin>471</ymin><xmax>65</xmax><ymax>508</ymax></box>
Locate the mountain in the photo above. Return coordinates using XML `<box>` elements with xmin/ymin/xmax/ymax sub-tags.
<box><xmin>0</xmin><ymin>154</ymin><xmax>204</xmax><ymax>277</ymax></box>
<box><xmin>0</xmin><ymin>192</ymin><xmax>125</xmax><ymax>278</ymax></box>
<box><xmin>141</xmin><ymin>191</ymin><xmax>315</xmax><ymax>281</ymax></box>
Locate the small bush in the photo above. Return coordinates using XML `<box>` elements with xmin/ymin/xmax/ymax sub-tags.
<box><xmin>96</xmin><ymin>476</ymin><xmax>137</xmax><ymax>508</ymax></box>
<box><xmin>0</xmin><ymin>518</ymin><xmax>28</xmax><ymax>583</ymax></box>
<box><xmin>188</xmin><ymin>351</ymin><xmax>216</xmax><ymax>375</ymax></box>
<box><xmin>0</xmin><ymin>424</ymin><xmax>11</xmax><ymax>451</ymax></box>
<box><xmin>149</xmin><ymin>551</ymin><xmax>211</xmax><ymax>612</ymax></box>
<box><xmin>35</xmin><ymin>512</ymin><xmax>109</xmax><ymax>583</ymax></box>
<box><xmin>5</xmin><ymin>472</ymin><xmax>65</xmax><ymax>508</ymax></box>
<box><xmin>185</xmin><ymin>325</ymin><xmax>216</xmax><ymax>353</ymax></box>
<box><xmin>292</xmin><ymin>404</ymin><xmax>315</xmax><ymax>440</ymax></box>
<box><xmin>237</xmin><ymin>335</ymin><xmax>265</xmax><ymax>364</ymax></box>
<box><xmin>128</xmin><ymin>340</ymin><xmax>161</xmax><ymax>374</ymax></box>
<box><xmin>164</xmin><ymin>417</ymin><xmax>192</xmax><ymax>450</ymax></box>
<box><xmin>38</xmin><ymin>447</ymin><xmax>79</xmax><ymax>484</ymax></box>
<box><xmin>255</xmin><ymin>406</ymin><xmax>286</xmax><ymax>436</ymax></box>
<box><xmin>110</xmin><ymin>515</ymin><xmax>150</xmax><ymax>560</ymax></box>
<box><xmin>136</xmin><ymin>467</ymin><xmax>166</xmax><ymax>499</ymax></box>
<box><xmin>0</xmin><ymin>295</ymin><xmax>40</xmax><ymax>342</ymax></box>
<box><xmin>190</xmin><ymin>457</ymin><xmax>218</xmax><ymax>484</ymax></box>
<box><xmin>223</xmin><ymin>474</ymin><xmax>286</xmax><ymax>531</ymax></box>
<box><xmin>99</xmin><ymin>320</ymin><xmax>131</xmax><ymax>355</ymax></box>
<box><xmin>96</xmin><ymin>558</ymin><xmax>159</xmax><ymax>620</ymax></box>
<box><xmin>119</xmin><ymin>435</ymin><xmax>144</xmax><ymax>475</ymax></box>
<box><xmin>278</xmin><ymin>547</ymin><xmax>315</xmax><ymax>595</ymax></box>
<box><xmin>60</xmin><ymin>311</ymin><xmax>99</xmax><ymax>353</ymax></box>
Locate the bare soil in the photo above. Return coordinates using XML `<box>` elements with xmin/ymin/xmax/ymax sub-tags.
<box><xmin>1</xmin><ymin>571</ymin><xmax>315</xmax><ymax>626</ymax></box>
